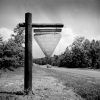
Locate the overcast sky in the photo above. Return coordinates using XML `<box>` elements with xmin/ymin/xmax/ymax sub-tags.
<box><xmin>0</xmin><ymin>0</ymin><xmax>100</xmax><ymax>58</ymax></box>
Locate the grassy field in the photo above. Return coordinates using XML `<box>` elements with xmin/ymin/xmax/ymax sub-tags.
<box><xmin>40</xmin><ymin>65</ymin><xmax>100</xmax><ymax>100</ymax></box>
<box><xmin>0</xmin><ymin>64</ymin><xmax>100</xmax><ymax>100</ymax></box>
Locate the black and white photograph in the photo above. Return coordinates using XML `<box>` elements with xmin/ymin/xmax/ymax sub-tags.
<box><xmin>0</xmin><ymin>0</ymin><xmax>100</xmax><ymax>100</ymax></box>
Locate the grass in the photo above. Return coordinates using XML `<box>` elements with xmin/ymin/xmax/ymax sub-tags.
<box><xmin>0</xmin><ymin>64</ymin><xmax>100</xmax><ymax>100</ymax></box>
<box><xmin>41</xmin><ymin>66</ymin><xmax>100</xmax><ymax>100</ymax></box>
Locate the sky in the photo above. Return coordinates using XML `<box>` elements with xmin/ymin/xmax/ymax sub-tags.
<box><xmin>0</xmin><ymin>0</ymin><xmax>100</xmax><ymax>58</ymax></box>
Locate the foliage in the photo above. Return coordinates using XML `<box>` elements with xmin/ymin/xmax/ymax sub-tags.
<box><xmin>33</xmin><ymin>36</ymin><xmax>100</xmax><ymax>69</ymax></box>
<box><xmin>0</xmin><ymin>25</ymin><xmax>25</xmax><ymax>69</ymax></box>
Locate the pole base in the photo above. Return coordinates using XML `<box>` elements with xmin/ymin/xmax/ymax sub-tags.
<box><xmin>24</xmin><ymin>89</ymin><xmax>34</xmax><ymax>95</ymax></box>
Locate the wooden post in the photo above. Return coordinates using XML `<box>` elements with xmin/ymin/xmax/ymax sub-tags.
<box><xmin>24</xmin><ymin>12</ymin><xmax>32</xmax><ymax>93</ymax></box>
<box><xmin>19</xmin><ymin>13</ymin><xmax>64</xmax><ymax>94</ymax></box>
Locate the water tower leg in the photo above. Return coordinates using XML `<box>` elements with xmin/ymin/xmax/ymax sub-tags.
<box><xmin>24</xmin><ymin>12</ymin><xmax>32</xmax><ymax>94</ymax></box>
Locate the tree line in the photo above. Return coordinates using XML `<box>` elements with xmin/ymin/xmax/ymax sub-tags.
<box><xmin>33</xmin><ymin>37</ymin><xmax>100</xmax><ymax>69</ymax></box>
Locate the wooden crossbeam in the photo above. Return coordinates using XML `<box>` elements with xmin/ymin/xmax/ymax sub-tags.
<box><xmin>32</xmin><ymin>24</ymin><xmax>64</xmax><ymax>28</ymax></box>
<box><xmin>19</xmin><ymin>23</ymin><xmax>64</xmax><ymax>28</ymax></box>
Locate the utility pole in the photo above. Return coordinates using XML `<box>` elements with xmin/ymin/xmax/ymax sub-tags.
<box><xmin>24</xmin><ymin>12</ymin><xmax>32</xmax><ymax>93</ymax></box>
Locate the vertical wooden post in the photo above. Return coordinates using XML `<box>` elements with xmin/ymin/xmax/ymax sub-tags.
<box><xmin>24</xmin><ymin>12</ymin><xmax>32</xmax><ymax>93</ymax></box>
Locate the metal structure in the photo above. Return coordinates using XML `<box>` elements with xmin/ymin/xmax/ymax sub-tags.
<box><xmin>19</xmin><ymin>12</ymin><xmax>64</xmax><ymax>94</ymax></box>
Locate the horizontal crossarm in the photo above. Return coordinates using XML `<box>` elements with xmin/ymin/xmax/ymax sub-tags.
<box><xmin>19</xmin><ymin>23</ymin><xmax>64</xmax><ymax>28</ymax></box>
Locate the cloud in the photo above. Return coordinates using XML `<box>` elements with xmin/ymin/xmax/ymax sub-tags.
<box><xmin>54</xmin><ymin>27</ymin><xmax>77</xmax><ymax>55</ymax></box>
<box><xmin>61</xmin><ymin>27</ymin><xmax>76</xmax><ymax>37</ymax></box>
<box><xmin>0</xmin><ymin>28</ymin><xmax>13</xmax><ymax>41</ymax></box>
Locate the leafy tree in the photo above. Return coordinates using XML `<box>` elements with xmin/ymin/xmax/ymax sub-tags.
<box><xmin>11</xmin><ymin>24</ymin><xmax>25</xmax><ymax>67</ymax></box>
<box><xmin>89</xmin><ymin>40</ymin><xmax>100</xmax><ymax>69</ymax></box>
<box><xmin>13</xmin><ymin>25</ymin><xmax>25</xmax><ymax>45</ymax></box>
<box><xmin>58</xmin><ymin>47</ymin><xmax>72</xmax><ymax>67</ymax></box>
<box><xmin>72</xmin><ymin>36</ymin><xmax>85</xmax><ymax>48</ymax></box>
<box><xmin>0</xmin><ymin>24</ymin><xmax>25</xmax><ymax>69</ymax></box>
<box><xmin>51</xmin><ymin>55</ymin><xmax>59</xmax><ymax>66</ymax></box>
<box><xmin>0</xmin><ymin>35</ymin><xmax>4</xmax><ymax>68</ymax></box>
<box><xmin>82</xmin><ymin>39</ymin><xmax>90</xmax><ymax>50</ymax></box>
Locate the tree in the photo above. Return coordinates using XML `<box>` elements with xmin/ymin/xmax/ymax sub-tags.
<box><xmin>58</xmin><ymin>47</ymin><xmax>72</xmax><ymax>67</ymax></box>
<box><xmin>0</xmin><ymin>35</ymin><xmax>4</xmax><ymax>69</ymax></box>
<box><xmin>72</xmin><ymin>36</ymin><xmax>85</xmax><ymax>48</ymax></box>
<box><xmin>82</xmin><ymin>39</ymin><xmax>90</xmax><ymax>50</ymax></box>
<box><xmin>12</xmin><ymin>24</ymin><xmax>25</xmax><ymax>67</ymax></box>
<box><xmin>82</xmin><ymin>39</ymin><xmax>92</xmax><ymax>68</ymax></box>
<box><xmin>13</xmin><ymin>25</ymin><xmax>25</xmax><ymax>46</ymax></box>
<box><xmin>0</xmin><ymin>24</ymin><xmax>25</xmax><ymax>69</ymax></box>
<box><xmin>90</xmin><ymin>40</ymin><xmax>100</xmax><ymax>69</ymax></box>
<box><xmin>69</xmin><ymin>37</ymin><xmax>91</xmax><ymax>68</ymax></box>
